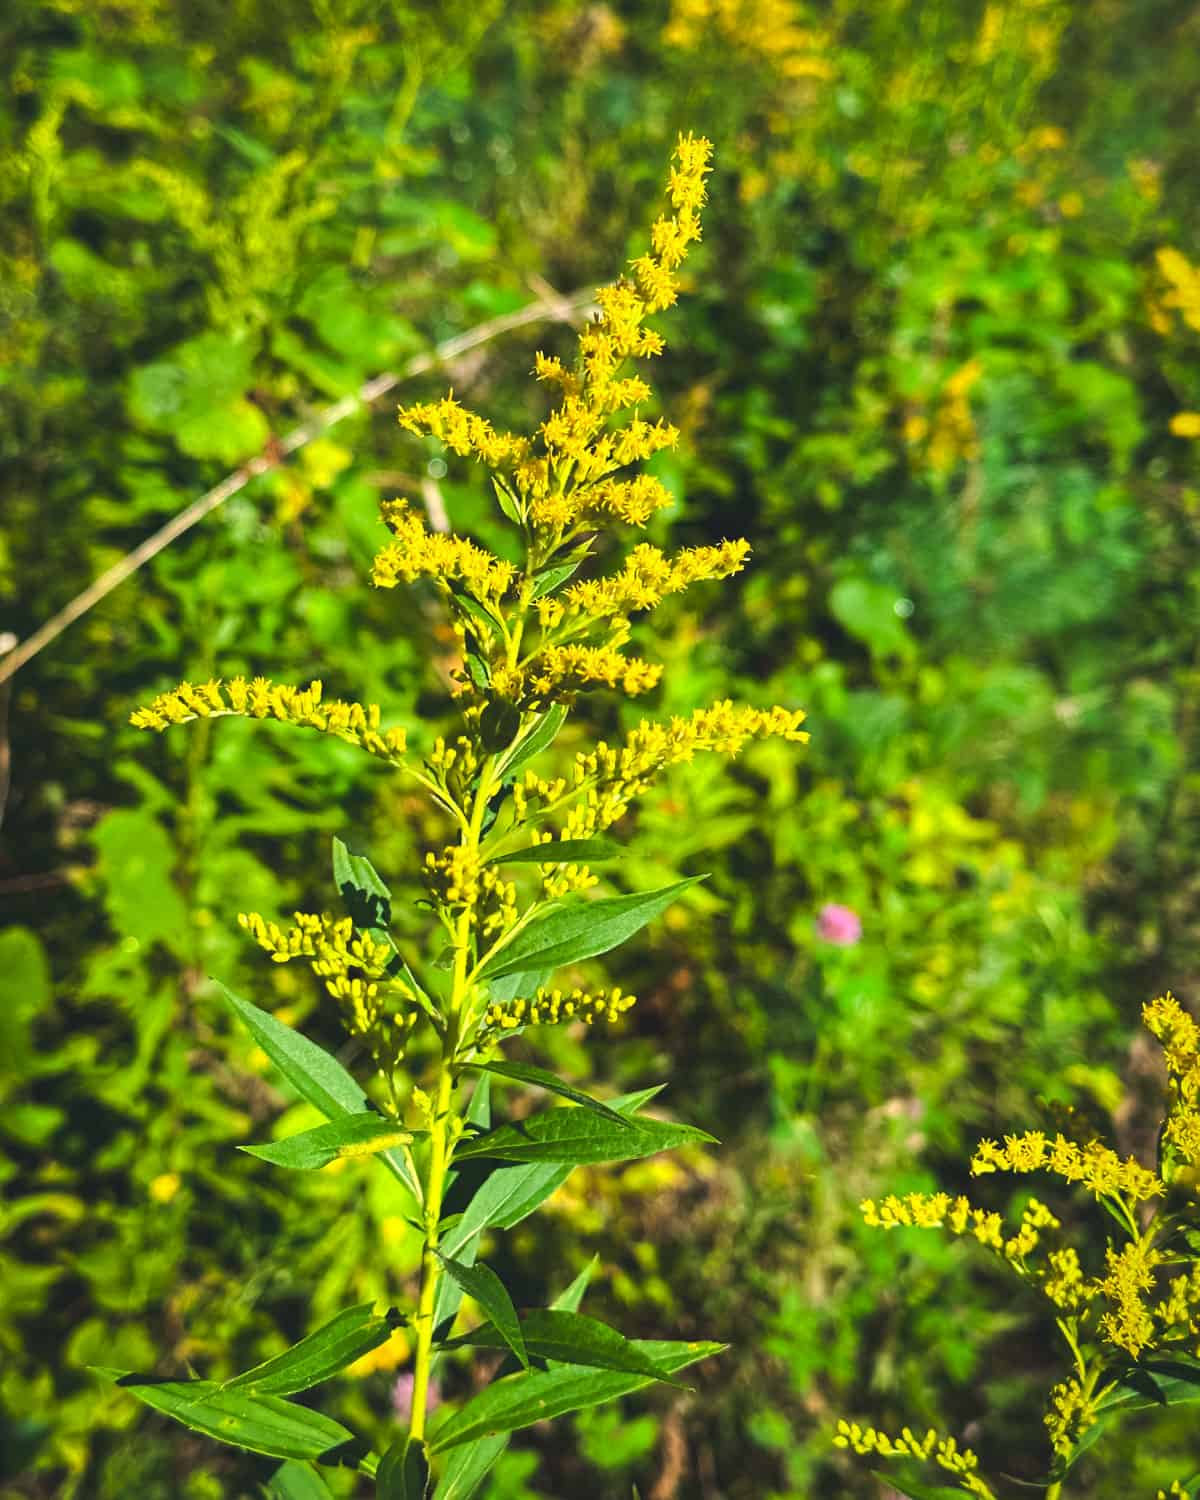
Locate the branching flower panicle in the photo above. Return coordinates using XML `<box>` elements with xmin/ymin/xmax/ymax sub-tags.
<box><xmin>840</xmin><ymin>992</ymin><xmax>1200</xmax><ymax>1495</ymax></box>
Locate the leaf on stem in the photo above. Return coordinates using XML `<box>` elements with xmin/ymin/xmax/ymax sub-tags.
<box><xmin>242</xmin><ymin>1115</ymin><xmax>416</xmax><ymax>1172</ymax></box>
<box><xmin>485</xmin><ymin>837</ymin><xmax>620</xmax><ymax>866</ymax></box>
<box><xmin>219</xmin><ymin>983</ymin><xmax>367</xmax><ymax>1121</ymax></box>
<box><xmin>494</xmin><ymin>703</ymin><xmax>567</xmax><ymax>781</ymax></box>
<box><xmin>95</xmin><ymin>1371</ymin><xmax>368</xmax><ymax>1466</ymax></box>
<box><xmin>376</xmin><ymin>1435</ymin><xmax>430</xmax><ymax>1499</ymax></box>
<box><xmin>478</xmin><ymin>877</ymin><xmax>705</xmax><ymax>981</ymax></box>
<box><xmin>435</xmin><ymin>1255</ymin><xmax>528</xmax><ymax>1370</ymax></box>
<box><xmin>452</xmin><ymin>1107</ymin><xmax>715</xmax><ymax>1166</ymax></box>
<box><xmin>225</xmin><ymin>1304</ymin><xmax>404</xmax><ymax>1395</ymax></box>
<box><xmin>431</xmin><ymin>1433</ymin><xmax>509</xmax><ymax>1500</ymax></box>
<box><xmin>265</xmin><ymin>1461</ymin><xmax>338</xmax><ymax>1500</ymax></box>
<box><xmin>460</xmin><ymin>1060</ymin><xmax>632</xmax><ymax>1127</ymax></box>
<box><xmin>331</xmin><ymin>837</ymin><xmax>392</xmax><ymax>939</ymax></box>
<box><xmin>427</xmin><ymin>1340</ymin><xmax>725</xmax><ymax>1454</ymax></box>
<box><xmin>441</xmin><ymin>1309</ymin><xmax>685</xmax><ymax>1385</ymax></box>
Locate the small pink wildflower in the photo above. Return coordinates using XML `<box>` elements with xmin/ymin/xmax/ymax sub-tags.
<box><xmin>392</xmin><ymin>1371</ymin><xmax>441</xmax><ymax>1423</ymax></box>
<box><xmin>815</xmin><ymin>903</ymin><xmax>862</xmax><ymax>946</ymax></box>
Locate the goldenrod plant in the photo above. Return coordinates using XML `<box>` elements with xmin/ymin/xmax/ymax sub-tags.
<box><xmin>110</xmin><ymin>135</ymin><xmax>808</xmax><ymax>1497</ymax></box>
<box><xmin>834</xmin><ymin>993</ymin><xmax>1200</xmax><ymax>1499</ymax></box>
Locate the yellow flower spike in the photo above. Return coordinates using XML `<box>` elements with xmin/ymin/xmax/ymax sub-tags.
<box><xmin>372</xmin><ymin>500</ymin><xmax>516</xmax><ymax>603</ymax></box>
<box><xmin>970</xmin><ymin>1130</ymin><xmax>1164</xmax><ymax>1205</ymax></box>
<box><xmin>131</xmin><ymin>677</ymin><xmax>408</xmax><ymax>766</ymax></box>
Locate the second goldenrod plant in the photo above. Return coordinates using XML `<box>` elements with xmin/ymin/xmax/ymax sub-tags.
<box><xmin>109</xmin><ymin>135</ymin><xmax>809</xmax><ymax>1497</ymax></box>
<box><xmin>835</xmin><ymin>992</ymin><xmax>1200</xmax><ymax>1500</ymax></box>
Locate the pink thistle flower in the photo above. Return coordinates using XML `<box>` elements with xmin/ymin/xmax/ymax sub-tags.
<box><xmin>815</xmin><ymin>903</ymin><xmax>862</xmax><ymax>946</ymax></box>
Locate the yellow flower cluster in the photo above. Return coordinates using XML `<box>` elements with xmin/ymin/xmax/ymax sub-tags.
<box><xmin>396</xmin><ymin>392</ymin><xmax>528</xmax><ymax>467</ymax></box>
<box><xmin>1143</xmin><ymin>992</ymin><xmax>1200</xmax><ymax>1167</ymax></box>
<box><xmin>537</xmin><ymin>540</ymin><xmax>752</xmax><ymax>627</ymax></box>
<box><xmin>860</xmin><ymin>1191</ymin><xmax>1059</xmax><ymax>1264</ymax></box>
<box><xmin>130</xmin><ymin>677</ymin><xmax>408</xmax><ymax>765</ymax></box>
<box><xmin>832</xmin><ymin>1421</ymin><xmax>996</xmax><ymax>1499</ymax></box>
<box><xmin>239</xmin><ymin>911</ymin><xmax>417</xmax><ymax>1059</ymax></box>
<box><xmin>1157</xmin><ymin>248</ymin><xmax>1200</xmax><ymax>334</ymax></box>
<box><xmin>1098</xmin><ymin>1239</ymin><xmax>1161</xmax><ymax>1357</ymax></box>
<box><xmin>485</xmin><ymin>985</ymin><xmax>636</xmax><ymax>1032</ymax></box>
<box><xmin>663</xmin><ymin>0</ymin><xmax>834</xmax><ymax>84</ymax></box>
<box><xmin>535</xmin><ymin>473</ymin><xmax>676</xmax><ymax>531</ymax></box>
<box><xmin>372</xmin><ymin>500</ymin><xmax>516</xmax><ymax>603</ymax></box>
<box><xmin>492</xmin><ymin>644</ymin><xmax>664</xmax><ymax>709</ymax></box>
<box><xmin>971</xmin><ymin>1131</ymin><xmax>1164</xmax><ymax>1205</ymax></box>
<box><xmin>422</xmin><ymin>846</ymin><xmax>517</xmax><ymax>938</ymax></box>
<box><xmin>513</xmin><ymin>702</ymin><xmax>808</xmax><ymax>833</ymax></box>
<box><xmin>395</xmin><ymin>134</ymin><xmax>712</xmax><ymax>537</ymax></box>
<box><xmin>1045</xmin><ymin>1376</ymin><xmax>1096</xmax><ymax>1458</ymax></box>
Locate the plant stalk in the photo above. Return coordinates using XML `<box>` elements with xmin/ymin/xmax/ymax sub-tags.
<box><xmin>408</xmin><ymin>756</ymin><xmax>497</xmax><ymax>1441</ymax></box>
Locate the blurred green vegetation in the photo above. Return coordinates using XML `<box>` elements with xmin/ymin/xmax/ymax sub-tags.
<box><xmin>3</xmin><ymin>0</ymin><xmax>1200</xmax><ymax>1496</ymax></box>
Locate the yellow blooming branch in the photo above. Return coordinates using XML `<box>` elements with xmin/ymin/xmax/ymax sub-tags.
<box><xmin>130</xmin><ymin>676</ymin><xmax>408</xmax><ymax>765</ymax></box>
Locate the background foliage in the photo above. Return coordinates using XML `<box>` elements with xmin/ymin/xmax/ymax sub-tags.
<box><xmin>3</xmin><ymin>0</ymin><xmax>1199</xmax><ymax>1495</ymax></box>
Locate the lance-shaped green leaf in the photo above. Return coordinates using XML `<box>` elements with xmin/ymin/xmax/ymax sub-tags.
<box><xmin>478</xmin><ymin>878</ymin><xmax>704</xmax><ymax>981</ymax></box>
<box><xmin>433</xmin><ymin>1094</ymin><xmax>661</xmax><ymax>1342</ymax></box>
<box><xmin>332</xmin><ymin>838</ymin><xmax>392</xmax><ymax>938</ymax></box>
<box><xmin>442</xmin><ymin>1310</ymin><xmax>683</xmax><ymax>1386</ymax></box>
<box><xmin>219</xmin><ymin>983</ymin><xmax>366</xmax><ymax>1121</ymax></box>
<box><xmin>551</xmin><ymin>1257</ymin><xmax>598</xmax><ymax>1314</ymax></box>
<box><xmin>266</xmin><ymin>1461</ymin><xmax>337</xmax><ymax>1500</ymax></box>
<box><xmin>485</xmin><ymin>837</ymin><xmax>620</xmax><ymax>867</ymax></box>
<box><xmin>442</xmin><ymin>1089</ymin><xmax>664</xmax><ymax>1261</ymax></box>
<box><xmin>226</xmin><ymin>1303</ymin><xmax>403</xmax><ymax>1395</ymax></box>
<box><xmin>242</xmin><ymin>1115</ymin><xmax>415</xmax><ymax>1172</ymax></box>
<box><xmin>460</xmin><ymin>1060</ymin><xmax>631</xmax><ymax>1127</ymax></box>
<box><xmin>432</xmin><ymin>1434</ymin><xmax>509</xmax><ymax>1500</ymax></box>
<box><xmin>530</xmin><ymin>545</ymin><xmax>591</xmax><ymax>600</ymax></box>
<box><xmin>428</xmin><ymin>1339</ymin><xmax>724</xmax><ymax>1454</ymax></box>
<box><xmin>494</xmin><ymin>703</ymin><xmax>566</xmax><ymax>781</ymax></box>
<box><xmin>376</xmin><ymin>1435</ymin><xmax>430</xmax><ymax>1499</ymax></box>
<box><xmin>453</xmin><ymin>1106</ymin><xmax>715</xmax><ymax>1167</ymax></box>
<box><xmin>436</xmin><ymin>1255</ymin><xmax>528</xmax><ymax>1370</ymax></box>
<box><xmin>96</xmin><ymin>1371</ymin><xmax>364</xmax><ymax>1465</ymax></box>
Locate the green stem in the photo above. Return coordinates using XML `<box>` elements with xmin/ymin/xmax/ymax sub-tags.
<box><xmin>408</xmin><ymin>756</ymin><xmax>497</xmax><ymax>1441</ymax></box>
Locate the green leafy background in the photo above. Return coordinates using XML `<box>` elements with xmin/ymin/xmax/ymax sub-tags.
<box><xmin>3</xmin><ymin>0</ymin><xmax>1200</xmax><ymax>1495</ymax></box>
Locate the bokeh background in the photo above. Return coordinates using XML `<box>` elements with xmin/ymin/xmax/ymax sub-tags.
<box><xmin>3</xmin><ymin>1</ymin><xmax>1200</xmax><ymax>1496</ymax></box>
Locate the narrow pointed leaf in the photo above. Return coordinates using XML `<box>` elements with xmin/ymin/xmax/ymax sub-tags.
<box><xmin>551</xmin><ymin>1257</ymin><xmax>598</xmax><ymax>1314</ymax></box>
<box><xmin>242</xmin><ymin>1115</ymin><xmax>414</xmax><ymax>1172</ymax></box>
<box><xmin>442</xmin><ymin>1310</ymin><xmax>682</xmax><ymax>1385</ymax></box>
<box><xmin>483</xmin><ymin>965</ymin><xmax>554</xmax><ymax>1005</ymax></box>
<box><xmin>219</xmin><ymin>983</ymin><xmax>366</xmax><ymax>1122</ymax></box>
<box><xmin>376</xmin><ymin>1435</ymin><xmax>430</xmax><ymax>1499</ymax></box>
<box><xmin>99</xmin><ymin>1372</ymin><xmax>362</xmax><ymax>1464</ymax></box>
<box><xmin>478</xmin><ymin>878</ymin><xmax>705</xmax><ymax>981</ymax></box>
<box><xmin>428</xmin><ymin>1340</ymin><xmax>724</xmax><ymax>1454</ymax></box>
<box><xmin>332</xmin><ymin>838</ymin><xmax>392</xmax><ymax>938</ymax></box>
<box><xmin>462</xmin><ymin>1061</ymin><xmax>631</xmax><ymax>1127</ymax></box>
<box><xmin>443</xmin><ymin>1090</ymin><xmax>665</xmax><ymax>1259</ymax></box>
<box><xmin>531</xmin><ymin>548</ymin><xmax>590</xmax><ymax>599</ymax></box>
<box><xmin>266</xmin><ymin>1461</ymin><xmax>337</xmax><ymax>1500</ymax></box>
<box><xmin>432</xmin><ymin>1434</ymin><xmax>509</xmax><ymax>1500</ymax></box>
<box><xmin>436</xmin><ymin>1256</ymin><xmax>528</xmax><ymax>1370</ymax></box>
<box><xmin>486</xmin><ymin>838</ymin><xmax>620</xmax><ymax>867</ymax></box>
<box><xmin>495</xmin><ymin>703</ymin><xmax>566</xmax><ymax>781</ymax></box>
<box><xmin>491</xmin><ymin>475</ymin><xmax>524</xmax><ymax>527</ymax></box>
<box><xmin>226</xmin><ymin>1304</ymin><xmax>403</xmax><ymax>1395</ymax></box>
<box><xmin>453</xmin><ymin>1107</ymin><xmax>715</xmax><ymax>1166</ymax></box>
<box><xmin>434</xmin><ymin>1093</ymin><xmax>662</xmax><ymax>1340</ymax></box>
